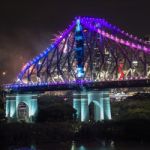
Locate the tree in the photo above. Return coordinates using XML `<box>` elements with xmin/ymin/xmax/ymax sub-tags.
<box><xmin>111</xmin><ymin>93</ymin><xmax>150</xmax><ymax>120</ymax></box>
<box><xmin>37</xmin><ymin>94</ymin><xmax>76</xmax><ymax>122</ymax></box>
<box><xmin>0</xmin><ymin>87</ymin><xmax>5</xmax><ymax>122</ymax></box>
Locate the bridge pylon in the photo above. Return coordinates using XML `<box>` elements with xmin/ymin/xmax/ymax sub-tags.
<box><xmin>5</xmin><ymin>93</ymin><xmax>38</xmax><ymax>123</ymax></box>
<box><xmin>73</xmin><ymin>89</ymin><xmax>111</xmax><ymax>122</ymax></box>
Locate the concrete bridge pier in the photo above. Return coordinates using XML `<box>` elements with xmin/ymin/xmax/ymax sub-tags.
<box><xmin>73</xmin><ymin>89</ymin><xmax>111</xmax><ymax>122</ymax></box>
<box><xmin>6</xmin><ymin>93</ymin><xmax>38</xmax><ymax>123</ymax></box>
<box><xmin>103</xmin><ymin>90</ymin><xmax>112</xmax><ymax>120</ymax></box>
<box><xmin>73</xmin><ymin>90</ymin><xmax>89</xmax><ymax>122</ymax></box>
<box><xmin>88</xmin><ymin>91</ymin><xmax>104</xmax><ymax>121</ymax></box>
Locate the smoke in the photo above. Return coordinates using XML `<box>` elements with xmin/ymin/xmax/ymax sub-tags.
<box><xmin>0</xmin><ymin>28</ymin><xmax>53</xmax><ymax>84</ymax></box>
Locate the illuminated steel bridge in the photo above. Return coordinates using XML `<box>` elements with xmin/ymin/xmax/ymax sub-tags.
<box><xmin>4</xmin><ymin>17</ymin><xmax>150</xmax><ymax>122</ymax></box>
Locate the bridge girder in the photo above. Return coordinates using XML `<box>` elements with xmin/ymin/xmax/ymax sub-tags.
<box><xmin>5</xmin><ymin>17</ymin><xmax>150</xmax><ymax>91</ymax></box>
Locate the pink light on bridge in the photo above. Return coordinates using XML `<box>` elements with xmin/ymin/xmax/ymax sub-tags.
<box><xmin>115</xmin><ymin>37</ymin><xmax>119</xmax><ymax>42</ymax></box>
<box><xmin>82</xmin><ymin>17</ymin><xmax>150</xmax><ymax>47</ymax></box>
<box><xmin>87</xmin><ymin>23</ymin><xmax>150</xmax><ymax>53</ymax></box>
<box><xmin>131</xmin><ymin>43</ymin><xmax>136</xmax><ymax>48</ymax></box>
<box><xmin>21</xmin><ymin>63</ymin><xmax>28</xmax><ymax>71</ymax></box>
<box><xmin>125</xmin><ymin>41</ymin><xmax>130</xmax><ymax>46</ymax></box>
<box><xmin>137</xmin><ymin>45</ymin><xmax>142</xmax><ymax>49</ymax></box>
<box><xmin>143</xmin><ymin>46</ymin><xmax>148</xmax><ymax>52</ymax></box>
<box><xmin>120</xmin><ymin>39</ymin><xmax>125</xmax><ymax>44</ymax></box>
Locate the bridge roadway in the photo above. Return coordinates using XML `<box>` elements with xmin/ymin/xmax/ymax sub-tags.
<box><xmin>5</xmin><ymin>78</ymin><xmax>150</xmax><ymax>93</ymax></box>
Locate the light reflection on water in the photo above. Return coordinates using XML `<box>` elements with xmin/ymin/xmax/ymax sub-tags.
<box><xmin>4</xmin><ymin>140</ymin><xmax>150</xmax><ymax>150</ymax></box>
<box><xmin>71</xmin><ymin>141</ymin><xmax>115</xmax><ymax>150</ymax></box>
<box><xmin>7</xmin><ymin>145</ymin><xmax>36</xmax><ymax>150</ymax></box>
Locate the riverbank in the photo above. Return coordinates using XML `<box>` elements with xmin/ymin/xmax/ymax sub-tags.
<box><xmin>1</xmin><ymin>119</ymin><xmax>150</xmax><ymax>145</ymax></box>
<box><xmin>75</xmin><ymin>119</ymin><xmax>150</xmax><ymax>141</ymax></box>
<box><xmin>0</xmin><ymin>122</ymin><xmax>74</xmax><ymax>145</ymax></box>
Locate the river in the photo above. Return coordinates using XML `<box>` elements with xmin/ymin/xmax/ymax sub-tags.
<box><xmin>2</xmin><ymin>141</ymin><xmax>150</xmax><ymax>150</ymax></box>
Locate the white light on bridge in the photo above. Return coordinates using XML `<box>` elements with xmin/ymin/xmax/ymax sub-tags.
<box><xmin>38</xmin><ymin>61</ymin><xmax>42</xmax><ymax>65</ymax></box>
<box><xmin>132</xmin><ymin>61</ymin><xmax>138</xmax><ymax>64</ymax></box>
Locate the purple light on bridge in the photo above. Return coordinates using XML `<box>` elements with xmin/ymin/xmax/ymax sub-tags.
<box><xmin>81</xmin><ymin>20</ymin><xmax>150</xmax><ymax>52</ymax></box>
<box><xmin>5</xmin><ymin>76</ymin><xmax>150</xmax><ymax>91</ymax></box>
<box><xmin>120</xmin><ymin>39</ymin><xmax>125</xmax><ymax>44</ymax></box>
<box><xmin>143</xmin><ymin>46</ymin><xmax>148</xmax><ymax>52</ymax></box>
<box><xmin>115</xmin><ymin>37</ymin><xmax>119</xmax><ymax>42</ymax></box>
<box><xmin>82</xmin><ymin>17</ymin><xmax>149</xmax><ymax>46</ymax></box>
<box><xmin>125</xmin><ymin>41</ymin><xmax>130</xmax><ymax>46</ymax></box>
<box><xmin>13</xmin><ymin>17</ymin><xmax>150</xmax><ymax>88</ymax></box>
<box><xmin>17</xmin><ymin>20</ymin><xmax>76</xmax><ymax>81</ymax></box>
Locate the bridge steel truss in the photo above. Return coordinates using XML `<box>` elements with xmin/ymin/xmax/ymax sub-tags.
<box><xmin>5</xmin><ymin>17</ymin><xmax>150</xmax><ymax>89</ymax></box>
<box><xmin>5</xmin><ymin>17</ymin><xmax>150</xmax><ymax>122</ymax></box>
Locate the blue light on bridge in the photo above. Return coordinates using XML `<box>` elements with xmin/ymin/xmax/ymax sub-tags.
<box><xmin>75</xmin><ymin>18</ymin><xmax>85</xmax><ymax>79</ymax></box>
<box><xmin>77</xmin><ymin>67</ymin><xmax>84</xmax><ymax>78</ymax></box>
<box><xmin>76</xmin><ymin>19</ymin><xmax>82</xmax><ymax>32</ymax></box>
<box><xmin>75</xmin><ymin>35</ymin><xmax>83</xmax><ymax>41</ymax></box>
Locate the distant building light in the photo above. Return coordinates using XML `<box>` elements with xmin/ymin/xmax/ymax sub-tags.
<box><xmin>2</xmin><ymin>71</ymin><xmax>6</xmax><ymax>76</ymax></box>
<box><xmin>132</xmin><ymin>61</ymin><xmax>138</xmax><ymax>64</ymax></box>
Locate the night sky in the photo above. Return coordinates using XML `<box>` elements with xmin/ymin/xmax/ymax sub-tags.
<box><xmin>0</xmin><ymin>0</ymin><xmax>150</xmax><ymax>84</ymax></box>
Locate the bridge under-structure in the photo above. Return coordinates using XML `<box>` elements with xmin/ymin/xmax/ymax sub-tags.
<box><xmin>6</xmin><ymin>93</ymin><xmax>38</xmax><ymax>122</ymax></box>
<box><xmin>4</xmin><ymin>17</ymin><xmax>150</xmax><ymax>122</ymax></box>
<box><xmin>73</xmin><ymin>90</ymin><xmax>111</xmax><ymax>122</ymax></box>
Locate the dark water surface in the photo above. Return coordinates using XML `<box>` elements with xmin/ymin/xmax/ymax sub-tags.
<box><xmin>2</xmin><ymin>141</ymin><xmax>150</xmax><ymax>150</ymax></box>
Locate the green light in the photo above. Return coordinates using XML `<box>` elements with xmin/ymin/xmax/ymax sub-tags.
<box><xmin>81</xmin><ymin>98</ymin><xmax>89</xmax><ymax>122</ymax></box>
<box><xmin>103</xmin><ymin>90</ymin><xmax>112</xmax><ymax>120</ymax></box>
<box><xmin>5</xmin><ymin>100</ymin><xmax>10</xmax><ymax>117</ymax></box>
<box><xmin>73</xmin><ymin>90</ymin><xmax>111</xmax><ymax>122</ymax></box>
<box><xmin>6</xmin><ymin>93</ymin><xmax>38</xmax><ymax>123</ymax></box>
<box><xmin>10</xmin><ymin>100</ymin><xmax>16</xmax><ymax>117</ymax></box>
<box><xmin>100</xmin><ymin>93</ymin><xmax>104</xmax><ymax>120</ymax></box>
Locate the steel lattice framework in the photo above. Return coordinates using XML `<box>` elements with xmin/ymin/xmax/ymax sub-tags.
<box><xmin>5</xmin><ymin>17</ymin><xmax>150</xmax><ymax>92</ymax></box>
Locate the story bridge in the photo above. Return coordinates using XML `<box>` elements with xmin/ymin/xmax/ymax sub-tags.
<box><xmin>4</xmin><ymin>17</ymin><xmax>150</xmax><ymax>122</ymax></box>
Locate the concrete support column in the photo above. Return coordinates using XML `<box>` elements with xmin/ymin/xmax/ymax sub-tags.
<box><xmin>87</xmin><ymin>90</ymin><xmax>111</xmax><ymax>121</ymax></box>
<box><xmin>73</xmin><ymin>91</ymin><xmax>89</xmax><ymax>122</ymax></box>
<box><xmin>99</xmin><ymin>92</ymin><xmax>104</xmax><ymax>120</ymax></box>
<box><xmin>103</xmin><ymin>89</ymin><xmax>112</xmax><ymax>120</ymax></box>
<box><xmin>94</xmin><ymin>101</ymin><xmax>100</xmax><ymax>121</ymax></box>
<box><xmin>73</xmin><ymin>92</ymin><xmax>81</xmax><ymax>120</ymax></box>
<box><xmin>6</xmin><ymin>95</ymin><xmax>16</xmax><ymax>122</ymax></box>
<box><xmin>5</xmin><ymin>99</ymin><xmax>10</xmax><ymax>117</ymax></box>
<box><xmin>73</xmin><ymin>89</ymin><xmax>111</xmax><ymax>122</ymax></box>
<box><xmin>88</xmin><ymin>91</ymin><xmax>103</xmax><ymax>121</ymax></box>
<box><xmin>30</xmin><ymin>98</ymin><xmax>38</xmax><ymax>122</ymax></box>
<box><xmin>81</xmin><ymin>91</ymin><xmax>89</xmax><ymax>122</ymax></box>
<box><xmin>5</xmin><ymin>93</ymin><xmax>38</xmax><ymax>123</ymax></box>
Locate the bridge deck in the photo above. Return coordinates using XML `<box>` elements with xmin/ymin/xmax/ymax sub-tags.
<box><xmin>5</xmin><ymin>79</ymin><xmax>150</xmax><ymax>93</ymax></box>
